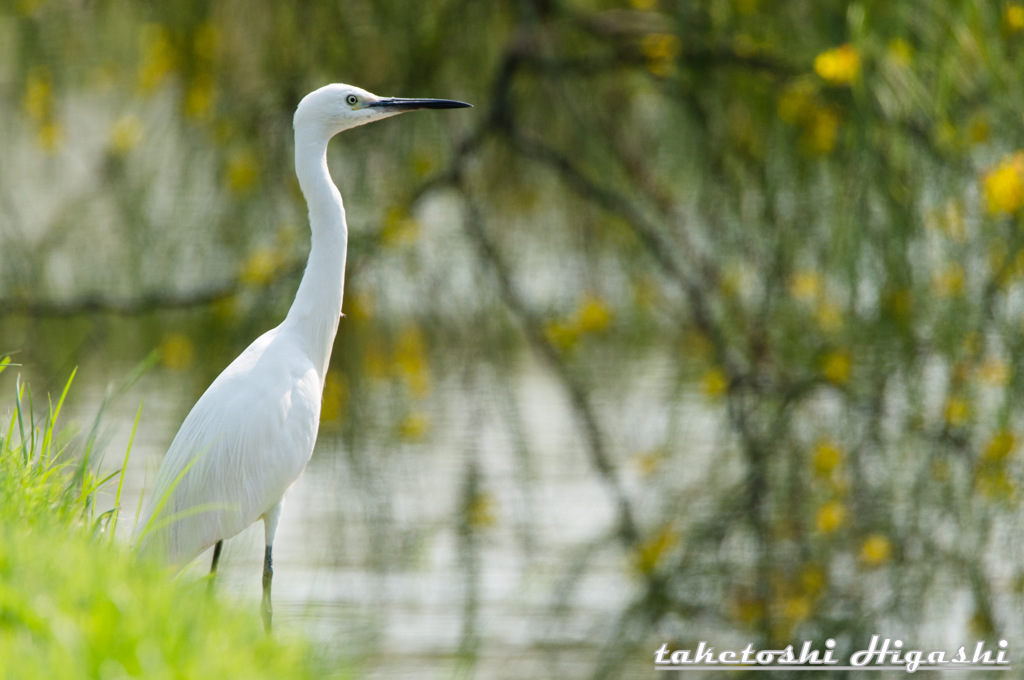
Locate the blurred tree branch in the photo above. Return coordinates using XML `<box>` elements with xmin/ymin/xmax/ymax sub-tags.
<box><xmin>457</xmin><ymin>181</ymin><xmax>639</xmax><ymax>548</ymax></box>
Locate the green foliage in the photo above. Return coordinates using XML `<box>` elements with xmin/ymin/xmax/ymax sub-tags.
<box><xmin>0</xmin><ymin>528</ymin><xmax>324</xmax><ymax>680</ymax></box>
<box><xmin>0</xmin><ymin>368</ymin><xmax>333</xmax><ymax>680</ymax></box>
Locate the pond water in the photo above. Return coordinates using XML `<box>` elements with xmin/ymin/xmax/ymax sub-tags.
<box><xmin>63</xmin><ymin>346</ymin><xmax>718</xmax><ymax>679</ymax></box>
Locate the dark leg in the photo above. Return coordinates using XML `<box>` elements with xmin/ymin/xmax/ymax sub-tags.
<box><xmin>207</xmin><ymin>540</ymin><xmax>224</xmax><ymax>595</ymax></box>
<box><xmin>261</xmin><ymin>544</ymin><xmax>273</xmax><ymax>634</ymax></box>
<box><xmin>210</xmin><ymin>540</ymin><xmax>224</xmax><ymax>574</ymax></box>
<box><xmin>261</xmin><ymin>503</ymin><xmax>282</xmax><ymax>634</ymax></box>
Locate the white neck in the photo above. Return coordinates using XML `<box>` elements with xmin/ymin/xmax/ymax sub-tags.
<box><xmin>283</xmin><ymin>127</ymin><xmax>348</xmax><ymax>379</ymax></box>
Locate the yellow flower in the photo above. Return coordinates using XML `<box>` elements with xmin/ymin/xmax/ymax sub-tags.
<box><xmin>814</xmin><ymin>44</ymin><xmax>860</xmax><ymax>86</ymax></box>
<box><xmin>138</xmin><ymin>24</ymin><xmax>177</xmax><ymax>92</ymax></box>
<box><xmin>394</xmin><ymin>327</ymin><xmax>430</xmax><ymax>397</ymax></box>
<box><xmin>976</xmin><ymin>468</ymin><xmax>1016</xmax><ymax>501</ymax></box>
<box><xmin>23</xmin><ymin>67</ymin><xmax>53</xmax><ymax>121</ymax></box>
<box><xmin>544</xmin><ymin>295</ymin><xmax>612</xmax><ymax>352</ymax></box>
<box><xmin>731</xmin><ymin>0</ymin><xmax>760</xmax><ymax>15</ymax></box>
<box><xmin>380</xmin><ymin>207</ymin><xmax>421</xmax><ymax>248</ymax></box>
<box><xmin>642</xmin><ymin>33</ymin><xmax>681</xmax><ymax>61</ymax></box>
<box><xmin>701</xmin><ymin>366</ymin><xmax>729</xmax><ymax>399</ymax></box>
<box><xmin>927</xmin><ymin>200</ymin><xmax>968</xmax><ymax>241</ymax></box>
<box><xmin>789</xmin><ymin>270</ymin><xmax>823</xmax><ymax>302</ymax></box>
<box><xmin>791</xmin><ymin>271</ymin><xmax>843</xmax><ymax>331</ymax></box>
<box><xmin>982</xmin><ymin>430</ymin><xmax>1016</xmax><ymax>463</ymax></box>
<box><xmin>22</xmin><ymin>68</ymin><xmax>62</xmax><ymax>153</ymax></box>
<box><xmin>932</xmin><ymin>264</ymin><xmax>966</xmax><ymax>298</ymax></box>
<box><xmin>545</xmin><ymin>320</ymin><xmax>578</xmax><ymax>351</ymax></box>
<box><xmin>815</xmin><ymin>500</ymin><xmax>846</xmax><ymax>534</ymax></box>
<box><xmin>800</xmin><ymin>564</ymin><xmax>826</xmax><ymax>596</ymax></box>
<box><xmin>345</xmin><ymin>291</ymin><xmax>373</xmax><ymax>321</ymax></box>
<box><xmin>184</xmin><ymin>73</ymin><xmax>216</xmax><ymax>120</ymax></box>
<box><xmin>804</xmin><ymin>107</ymin><xmax>840</xmax><ymax>155</ymax></box>
<box><xmin>321</xmin><ymin>372</ymin><xmax>348</xmax><ymax>424</ymax></box>
<box><xmin>226</xmin><ymin>149</ymin><xmax>260</xmax><ymax>194</ymax></box>
<box><xmin>1007</xmin><ymin>3</ymin><xmax>1024</xmax><ymax>31</ymax></box>
<box><xmin>887</xmin><ymin>38</ymin><xmax>912</xmax><ymax>66</ymax></box>
<box><xmin>36</xmin><ymin>121</ymin><xmax>63</xmax><ymax>153</ymax></box>
<box><xmin>160</xmin><ymin>333</ymin><xmax>195</xmax><ymax>371</ymax></box>
<box><xmin>398</xmin><ymin>412</ymin><xmax>430</xmax><ymax>441</ymax></box>
<box><xmin>983</xmin><ymin>153</ymin><xmax>1024</xmax><ymax>215</ymax></box>
<box><xmin>410</xmin><ymin>151</ymin><xmax>435</xmax><ymax>178</ymax></box>
<box><xmin>576</xmin><ymin>295</ymin><xmax>612</xmax><ymax>333</ymax></box>
<box><xmin>718</xmin><ymin>268</ymin><xmax>743</xmax><ymax>298</ymax></box>
<box><xmin>777</xmin><ymin>81</ymin><xmax>840</xmax><ymax>155</ymax></box>
<box><xmin>632</xmin><ymin>449</ymin><xmax>666</xmax><ymax>477</ymax></box>
<box><xmin>815</xmin><ymin>300</ymin><xmax>843</xmax><ymax>333</ymax></box>
<box><xmin>109</xmin><ymin>115</ymin><xmax>143</xmax><ymax>155</ymax></box>
<box><xmin>812</xmin><ymin>440</ymin><xmax>843</xmax><ymax>477</ymax></box>
<box><xmin>777</xmin><ymin>81</ymin><xmax>817</xmax><ymax>125</ymax></box>
<box><xmin>979</xmin><ymin>359</ymin><xmax>1010</xmax><ymax>386</ymax></box>
<box><xmin>860</xmin><ymin>534</ymin><xmax>892</xmax><ymax>566</ymax></box>
<box><xmin>239</xmin><ymin>247</ymin><xmax>280</xmax><ymax>286</ymax></box>
<box><xmin>466</xmin><ymin>491</ymin><xmax>497</xmax><ymax>529</ymax></box>
<box><xmin>821</xmin><ymin>349</ymin><xmax>851</xmax><ymax>385</ymax></box>
<box><xmin>811</xmin><ymin>499</ymin><xmax>843</xmax><ymax>536</ymax></box>
<box><xmin>943</xmin><ymin>395</ymin><xmax>970</xmax><ymax>427</ymax></box>
<box><xmin>642</xmin><ymin>33</ymin><xmax>681</xmax><ymax>78</ymax></box>
<box><xmin>16</xmin><ymin>0</ymin><xmax>43</xmax><ymax>15</ymax></box>
<box><xmin>782</xmin><ymin>595</ymin><xmax>811</xmax><ymax>623</ymax></box>
<box><xmin>632</xmin><ymin>524</ymin><xmax>678</xmax><ymax>575</ymax></box>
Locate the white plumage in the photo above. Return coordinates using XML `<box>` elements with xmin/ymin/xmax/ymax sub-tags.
<box><xmin>137</xmin><ymin>327</ymin><xmax>322</xmax><ymax>564</ymax></box>
<box><xmin>134</xmin><ymin>84</ymin><xmax>470</xmax><ymax>630</ymax></box>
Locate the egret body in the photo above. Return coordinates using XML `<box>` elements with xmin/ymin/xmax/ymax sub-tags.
<box><xmin>135</xmin><ymin>84</ymin><xmax>470</xmax><ymax>631</ymax></box>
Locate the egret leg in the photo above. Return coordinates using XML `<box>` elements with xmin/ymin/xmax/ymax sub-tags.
<box><xmin>261</xmin><ymin>544</ymin><xmax>274</xmax><ymax>633</ymax></box>
<box><xmin>261</xmin><ymin>502</ymin><xmax>282</xmax><ymax>634</ymax></box>
<box><xmin>210</xmin><ymin>540</ymin><xmax>224</xmax><ymax>574</ymax></box>
<box><xmin>207</xmin><ymin>540</ymin><xmax>224</xmax><ymax>595</ymax></box>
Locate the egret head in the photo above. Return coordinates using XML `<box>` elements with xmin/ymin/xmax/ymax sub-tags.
<box><xmin>294</xmin><ymin>83</ymin><xmax>471</xmax><ymax>138</ymax></box>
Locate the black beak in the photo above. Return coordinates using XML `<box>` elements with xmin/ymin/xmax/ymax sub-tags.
<box><xmin>368</xmin><ymin>97</ymin><xmax>472</xmax><ymax>111</ymax></box>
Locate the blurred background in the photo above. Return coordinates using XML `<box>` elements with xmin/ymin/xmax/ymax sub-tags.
<box><xmin>2</xmin><ymin>0</ymin><xmax>1024</xmax><ymax>677</ymax></box>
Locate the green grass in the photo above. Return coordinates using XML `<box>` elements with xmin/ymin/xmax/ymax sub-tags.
<box><xmin>0</xmin><ymin>358</ymin><xmax>339</xmax><ymax>680</ymax></box>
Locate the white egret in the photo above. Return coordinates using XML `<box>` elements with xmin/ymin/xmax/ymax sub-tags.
<box><xmin>135</xmin><ymin>83</ymin><xmax>470</xmax><ymax>631</ymax></box>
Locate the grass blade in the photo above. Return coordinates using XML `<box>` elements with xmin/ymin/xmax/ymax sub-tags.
<box><xmin>110</xmin><ymin>399</ymin><xmax>143</xmax><ymax>539</ymax></box>
<box><xmin>41</xmin><ymin>368</ymin><xmax>77</xmax><ymax>467</ymax></box>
